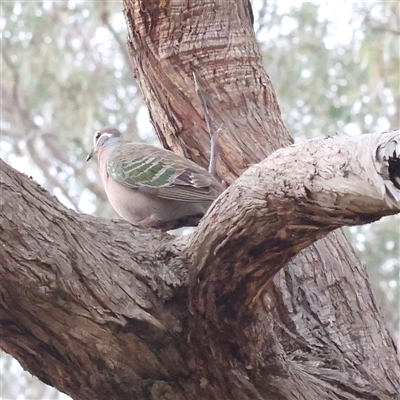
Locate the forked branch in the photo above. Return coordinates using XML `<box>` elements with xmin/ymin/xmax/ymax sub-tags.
<box><xmin>187</xmin><ymin>130</ymin><xmax>400</xmax><ymax>319</ymax></box>
<box><xmin>0</xmin><ymin>130</ymin><xmax>399</xmax><ymax>399</ymax></box>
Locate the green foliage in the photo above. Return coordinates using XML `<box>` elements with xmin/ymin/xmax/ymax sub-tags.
<box><xmin>345</xmin><ymin>216</ymin><xmax>400</xmax><ymax>341</ymax></box>
<box><xmin>254</xmin><ymin>1</ymin><xmax>399</xmax><ymax>139</ymax></box>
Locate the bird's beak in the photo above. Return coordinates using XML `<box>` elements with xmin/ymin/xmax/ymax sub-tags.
<box><xmin>86</xmin><ymin>147</ymin><xmax>95</xmax><ymax>162</ymax></box>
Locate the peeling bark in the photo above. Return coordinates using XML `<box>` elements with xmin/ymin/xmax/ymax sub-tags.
<box><xmin>1</xmin><ymin>0</ymin><xmax>400</xmax><ymax>399</ymax></box>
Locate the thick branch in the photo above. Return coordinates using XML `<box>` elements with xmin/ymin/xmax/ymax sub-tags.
<box><xmin>2</xmin><ymin>0</ymin><xmax>400</xmax><ymax>397</ymax></box>
<box><xmin>0</xmin><ymin>159</ymin><xmax>190</xmax><ymax>399</ymax></box>
<box><xmin>120</xmin><ymin>7</ymin><xmax>400</xmax><ymax>395</ymax></box>
<box><xmin>1</xmin><ymin>130</ymin><xmax>399</xmax><ymax>398</ymax></box>
<box><xmin>187</xmin><ymin>131</ymin><xmax>400</xmax><ymax>318</ymax></box>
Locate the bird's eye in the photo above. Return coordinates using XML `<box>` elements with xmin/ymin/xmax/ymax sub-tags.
<box><xmin>95</xmin><ymin>131</ymin><xmax>101</xmax><ymax>141</ymax></box>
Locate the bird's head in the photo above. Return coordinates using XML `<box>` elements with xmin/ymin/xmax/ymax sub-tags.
<box><xmin>86</xmin><ymin>127</ymin><xmax>123</xmax><ymax>161</ymax></box>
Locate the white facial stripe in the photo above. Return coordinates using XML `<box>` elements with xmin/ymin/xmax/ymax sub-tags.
<box><xmin>94</xmin><ymin>132</ymin><xmax>113</xmax><ymax>146</ymax></box>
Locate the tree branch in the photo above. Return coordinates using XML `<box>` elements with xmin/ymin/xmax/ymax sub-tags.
<box><xmin>0</xmin><ymin>159</ymin><xmax>189</xmax><ymax>398</ymax></box>
<box><xmin>2</xmin><ymin>0</ymin><xmax>400</xmax><ymax>397</ymax></box>
<box><xmin>120</xmin><ymin>3</ymin><xmax>400</xmax><ymax>395</ymax></box>
<box><xmin>1</xmin><ymin>130</ymin><xmax>399</xmax><ymax>398</ymax></box>
<box><xmin>187</xmin><ymin>130</ymin><xmax>400</xmax><ymax>319</ymax></box>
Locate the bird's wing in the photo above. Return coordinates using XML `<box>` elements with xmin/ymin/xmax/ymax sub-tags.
<box><xmin>106</xmin><ymin>143</ymin><xmax>223</xmax><ymax>203</ymax></box>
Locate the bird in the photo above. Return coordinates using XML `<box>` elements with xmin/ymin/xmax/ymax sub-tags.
<box><xmin>86</xmin><ymin>127</ymin><xmax>224</xmax><ymax>231</ymax></box>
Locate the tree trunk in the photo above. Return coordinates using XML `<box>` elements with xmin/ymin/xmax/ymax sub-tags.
<box><xmin>1</xmin><ymin>1</ymin><xmax>399</xmax><ymax>399</ymax></box>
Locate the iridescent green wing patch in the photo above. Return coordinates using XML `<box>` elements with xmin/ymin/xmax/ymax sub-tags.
<box><xmin>107</xmin><ymin>150</ymin><xmax>176</xmax><ymax>189</ymax></box>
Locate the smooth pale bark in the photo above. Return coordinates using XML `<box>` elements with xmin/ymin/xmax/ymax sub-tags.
<box><xmin>1</xmin><ymin>0</ymin><xmax>400</xmax><ymax>399</ymax></box>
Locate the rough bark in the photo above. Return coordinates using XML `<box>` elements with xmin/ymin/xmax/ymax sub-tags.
<box><xmin>1</xmin><ymin>1</ymin><xmax>400</xmax><ymax>400</ymax></box>
<box><xmin>188</xmin><ymin>131</ymin><xmax>400</xmax><ymax>318</ymax></box>
<box><xmin>124</xmin><ymin>0</ymin><xmax>289</xmax><ymax>183</ymax></box>
<box><xmin>2</xmin><ymin>128</ymin><xmax>400</xmax><ymax>399</ymax></box>
<box><xmin>121</xmin><ymin>1</ymin><xmax>400</xmax><ymax>398</ymax></box>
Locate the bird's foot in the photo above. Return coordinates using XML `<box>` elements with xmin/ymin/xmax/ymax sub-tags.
<box><xmin>137</xmin><ymin>216</ymin><xmax>177</xmax><ymax>232</ymax></box>
<box><xmin>137</xmin><ymin>214</ymin><xmax>203</xmax><ymax>232</ymax></box>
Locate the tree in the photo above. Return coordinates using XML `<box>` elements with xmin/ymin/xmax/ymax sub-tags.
<box><xmin>1</xmin><ymin>1</ymin><xmax>399</xmax><ymax>399</ymax></box>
